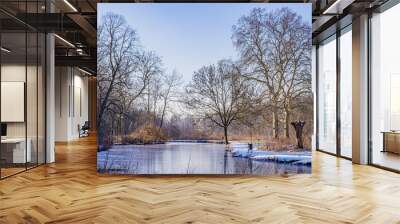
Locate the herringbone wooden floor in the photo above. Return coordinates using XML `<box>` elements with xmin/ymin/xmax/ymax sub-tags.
<box><xmin>1</xmin><ymin>136</ymin><xmax>400</xmax><ymax>224</ymax></box>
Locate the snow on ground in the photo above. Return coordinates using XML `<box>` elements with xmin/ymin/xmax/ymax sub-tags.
<box><xmin>230</xmin><ymin>142</ymin><xmax>312</xmax><ymax>165</ymax></box>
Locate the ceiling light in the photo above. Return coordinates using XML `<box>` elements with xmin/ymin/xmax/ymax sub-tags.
<box><xmin>78</xmin><ymin>67</ymin><xmax>92</xmax><ymax>76</ymax></box>
<box><xmin>63</xmin><ymin>0</ymin><xmax>78</xmax><ymax>12</ymax></box>
<box><xmin>323</xmin><ymin>0</ymin><xmax>355</xmax><ymax>15</ymax></box>
<box><xmin>54</xmin><ymin>34</ymin><xmax>75</xmax><ymax>48</ymax></box>
<box><xmin>323</xmin><ymin>0</ymin><xmax>341</xmax><ymax>14</ymax></box>
<box><xmin>1</xmin><ymin>47</ymin><xmax>11</xmax><ymax>53</ymax></box>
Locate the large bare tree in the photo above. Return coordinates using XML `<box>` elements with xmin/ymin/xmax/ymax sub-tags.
<box><xmin>232</xmin><ymin>8</ymin><xmax>284</xmax><ymax>139</ymax></box>
<box><xmin>185</xmin><ymin>60</ymin><xmax>252</xmax><ymax>144</ymax></box>
<box><xmin>232</xmin><ymin>7</ymin><xmax>311</xmax><ymax>139</ymax></box>
<box><xmin>97</xmin><ymin>13</ymin><xmax>139</xmax><ymax>144</ymax></box>
<box><xmin>97</xmin><ymin>13</ymin><xmax>159</xmax><ymax>146</ymax></box>
<box><xmin>270</xmin><ymin>8</ymin><xmax>312</xmax><ymax>138</ymax></box>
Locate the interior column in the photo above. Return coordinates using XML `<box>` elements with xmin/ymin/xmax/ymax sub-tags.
<box><xmin>45</xmin><ymin>0</ymin><xmax>55</xmax><ymax>163</ymax></box>
<box><xmin>352</xmin><ymin>14</ymin><xmax>369</xmax><ymax>164</ymax></box>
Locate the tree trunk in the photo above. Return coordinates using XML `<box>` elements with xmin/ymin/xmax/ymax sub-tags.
<box><xmin>250</xmin><ymin>128</ymin><xmax>253</xmax><ymax>144</ymax></box>
<box><xmin>285</xmin><ymin>108</ymin><xmax>290</xmax><ymax>138</ymax></box>
<box><xmin>147</xmin><ymin>83</ymin><xmax>151</xmax><ymax>114</ymax></box>
<box><xmin>159</xmin><ymin>101</ymin><xmax>167</xmax><ymax>129</ymax></box>
<box><xmin>291</xmin><ymin>121</ymin><xmax>305</xmax><ymax>149</ymax></box>
<box><xmin>273</xmin><ymin>107</ymin><xmax>279</xmax><ymax>139</ymax></box>
<box><xmin>223</xmin><ymin>126</ymin><xmax>229</xmax><ymax>144</ymax></box>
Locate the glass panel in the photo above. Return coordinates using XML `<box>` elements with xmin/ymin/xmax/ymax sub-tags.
<box><xmin>312</xmin><ymin>45</ymin><xmax>317</xmax><ymax>150</ymax></box>
<box><xmin>27</xmin><ymin>31</ymin><xmax>38</xmax><ymax>169</ymax></box>
<box><xmin>318</xmin><ymin>36</ymin><xmax>337</xmax><ymax>154</ymax></box>
<box><xmin>371</xmin><ymin>4</ymin><xmax>400</xmax><ymax>171</ymax></box>
<box><xmin>340</xmin><ymin>28</ymin><xmax>352</xmax><ymax>158</ymax></box>
<box><xmin>38</xmin><ymin>32</ymin><xmax>45</xmax><ymax>165</ymax></box>
<box><xmin>1</xmin><ymin>31</ymin><xmax>27</xmax><ymax>177</ymax></box>
<box><xmin>0</xmin><ymin>1</ymin><xmax>46</xmax><ymax>178</ymax></box>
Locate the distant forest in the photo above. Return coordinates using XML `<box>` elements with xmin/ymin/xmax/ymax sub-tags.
<box><xmin>97</xmin><ymin>7</ymin><xmax>312</xmax><ymax>151</ymax></box>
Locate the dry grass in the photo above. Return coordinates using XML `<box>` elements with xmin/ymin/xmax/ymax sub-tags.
<box><xmin>114</xmin><ymin>124</ymin><xmax>167</xmax><ymax>144</ymax></box>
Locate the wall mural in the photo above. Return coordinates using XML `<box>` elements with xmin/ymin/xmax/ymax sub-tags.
<box><xmin>97</xmin><ymin>3</ymin><xmax>313</xmax><ymax>175</ymax></box>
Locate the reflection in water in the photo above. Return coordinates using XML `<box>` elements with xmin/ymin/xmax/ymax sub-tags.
<box><xmin>97</xmin><ymin>142</ymin><xmax>311</xmax><ymax>175</ymax></box>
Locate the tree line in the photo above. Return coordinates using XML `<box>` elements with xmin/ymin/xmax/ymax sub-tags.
<box><xmin>97</xmin><ymin>7</ymin><xmax>312</xmax><ymax>149</ymax></box>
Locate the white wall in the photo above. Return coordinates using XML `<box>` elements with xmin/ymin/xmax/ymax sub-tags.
<box><xmin>1</xmin><ymin>65</ymin><xmax>40</xmax><ymax>137</ymax></box>
<box><xmin>1</xmin><ymin>63</ymin><xmax>46</xmax><ymax>164</ymax></box>
<box><xmin>55</xmin><ymin>66</ymin><xmax>69</xmax><ymax>141</ymax></box>
<box><xmin>55</xmin><ymin>67</ymin><xmax>89</xmax><ymax>141</ymax></box>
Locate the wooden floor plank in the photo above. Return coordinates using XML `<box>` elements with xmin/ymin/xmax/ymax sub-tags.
<box><xmin>0</xmin><ymin>135</ymin><xmax>400</xmax><ymax>223</ymax></box>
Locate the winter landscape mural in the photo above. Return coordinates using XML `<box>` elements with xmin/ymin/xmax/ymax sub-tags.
<box><xmin>97</xmin><ymin>3</ymin><xmax>313</xmax><ymax>175</ymax></box>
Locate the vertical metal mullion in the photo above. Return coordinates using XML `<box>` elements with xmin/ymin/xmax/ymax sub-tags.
<box><xmin>367</xmin><ymin>11</ymin><xmax>373</xmax><ymax>165</ymax></box>
<box><xmin>73</xmin><ymin>68</ymin><xmax>75</xmax><ymax>118</ymax></box>
<box><xmin>0</xmin><ymin>26</ymin><xmax>2</xmax><ymax>179</ymax></box>
<box><xmin>25</xmin><ymin>0</ymin><xmax>28</xmax><ymax>171</ymax></box>
<box><xmin>336</xmin><ymin>29</ymin><xmax>341</xmax><ymax>157</ymax></box>
<box><xmin>44</xmin><ymin>39</ymin><xmax>47</xmax><ymax>164</ymax></box>
<box><xmin>44</xmin><ymin>34</ymin><xmax>47</xmax><ymax>164</ymax></box>
<box><xmin>44</xmin><ymin>0</ymin><xmax>48</xmax><ymax>164</ymax></box>
<box><xmin>316</xmin><ymin>44</ymin><xmax>320</xmax><ymax>151</ymax></box>
<box><xmin>36</xmin><ymin>0</ymin><xmax>39</xmax><ymax>167</ymax></box>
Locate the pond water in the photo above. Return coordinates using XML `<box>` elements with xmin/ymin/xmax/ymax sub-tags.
<box><xmin>97</xmin><ymin>142</ymin><xmax>311</xmax><ymax>175</ymax></box>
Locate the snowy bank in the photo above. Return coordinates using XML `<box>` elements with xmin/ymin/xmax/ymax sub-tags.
<box><xmin>231</xmin><ymin>142</ymin><xmax>311</xmax><ymax>165</ymax></box>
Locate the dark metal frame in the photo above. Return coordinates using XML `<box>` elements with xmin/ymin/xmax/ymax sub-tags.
<box><xmin>0</xmin><ymin>22</ymin><xmax>2</xmax><ymax>179</ymax></box>
<box><xmin>315</xmin><ymin>44</ymin><xmax>319</xmax><ymax>151</ymax></box>
<box><xmin>367</xmin><ymin>10</ymin><xmax>373</xmax><ymax>166</ymax></box>
<box><xmin>336</xmin><ymin>25</ymin><xmax>341</xmax><ymax>157</ymax></box>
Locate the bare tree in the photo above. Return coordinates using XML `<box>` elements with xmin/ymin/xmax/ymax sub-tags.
<box><xmin>185</xmin><ymin>60</ymin><xmax>252</xmax><ymax>144</ymax></box>
<box><xmin>232</xmin><ymin>7</ymin><xmax>311</xmax><ymax>139</ymax></box>
<box><xmin>232</xmin><ymin>8</ymin><xmax>284</xmax><ymax>139</ymax></box>
<box><xmin>278</xmin><ymin>9</ymin><xmax>312</xmax><ymax>138</ymax></box>
<box><xmin>97</xmin><ymin>13</ymin><xmax>140</xmax><ymax>145</ymax></box>
<box><xmin>136</xmin><ymin>51</ymin><xmax>163</xmax><ymax>115</ymax></box>
<box><xmin>159</xmin><ymin>70</ymin><xmax>183</xmax><ymax>128</ymax></box>
<box><xmin>97</xmin><ymin>13</ymin><xmax>160</xmax><ymax>146</ymax></box>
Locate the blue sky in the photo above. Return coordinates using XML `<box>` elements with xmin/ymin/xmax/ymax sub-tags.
<box><xmin>98</xmin><ymin>3</ymin><xmax>311</xmax><ymax>83</ymax></box>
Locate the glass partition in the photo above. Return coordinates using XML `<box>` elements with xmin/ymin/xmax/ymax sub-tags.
<box><xmin>1</xmin><ymin>31</ymin><xmax>28</xmax><ymax>177</ymax></box>
<box><xmin>38</xmin><ymin>32</ymin><xmax>45</xmax><ymax>165</ymax></box>
<box><xmin>317</xmin><ymin>35</ymin><xmax>337</xmax><ymax>154</ymax></box>
<box><xmin>339</xmin><ymin>27</ymin><xmax>352</xmax><ymax>158</ymax></box>
<box><xmin>27</xmin><ymin>31</ymin><xmax>38</xmax><ymax>169</ymax></box>
<box><xmin>0</xmin><ymin>2</ymin><xmax>46</xmax><ymax>179</ymax></box>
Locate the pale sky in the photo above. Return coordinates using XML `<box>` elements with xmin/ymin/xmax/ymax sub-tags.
<box><xmin>98</xmin><ymin>3</ymin><xmax>312</xmax><ymax>83</ymax></box>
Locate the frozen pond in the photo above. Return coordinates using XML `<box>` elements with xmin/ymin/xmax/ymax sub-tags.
<box><xmin>97</xmin><ymin>142</ymin><xmax>311</xmax><ymax>175</ymax></box>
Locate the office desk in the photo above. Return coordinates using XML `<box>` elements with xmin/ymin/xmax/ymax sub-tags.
<box><xmin>1</xmin><ymin>138</ymin><xmax>31</xmax><ymax>163</ymax></box>
<box><xmin>382</xmin><ymin>131</ymin><xmax>400</xmax><ymax>154</ymax></box>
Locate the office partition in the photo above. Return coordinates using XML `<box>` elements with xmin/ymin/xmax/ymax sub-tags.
<box><xmin>0</xmin><ymin>1</ymin><xmax>47</xmax><ymax>179</ymax></box>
